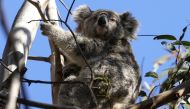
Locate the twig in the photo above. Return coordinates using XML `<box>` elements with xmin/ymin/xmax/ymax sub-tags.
<box><xmin>22</xmin><ymin>78</ymin><xmax>97</xmax><ymax>106</ymax></box>
<box><xmin>0</xmin><ymin>94</ymin><xmax>81</xmax><ymax>109</ymax></box>
<box><xmin>127</xmin><ymin>79</ymin><xmax>190</xmax><ymax>109</ymax></box>
<box><xmin>57</xmin><ymin>10</ymin><xmax>64</xmax><ymax>27</ymax></box>
<box><xmin>65</xmin><ymin>0</ymin><xmax>76</xmax><ymax>23</ymax></box>
<box><xmin>58</xmin><ymin>0</ymin><xmax>72</xmax><ymax>15</ymax></box>
<box><xmin>27</xmin><ymin>0</ymin><xmax>47</xmax><ymax>22</ymax></box>
<box><xmin>28</xmin><ymin>19</ymin><xmax>60</xmax><ymax>23</ymax></box>
<box><xmin>22</xmin><ymin>78</ymin><xmax>87</xmax><ymax>86</ymax></box>
<box><xmin>138</xmin><ymin>35</ymin><xmax>158</xmax><ymax>37</ymax></box>
<box><xmin>147</xmin><ymin>84</ymin><xmax>160</xmax><ymax>99</ymax></box>
<box><xmin>28</xmin><ymin>56</ymin><xmax>50</xmax><ymax>63</ymax></box>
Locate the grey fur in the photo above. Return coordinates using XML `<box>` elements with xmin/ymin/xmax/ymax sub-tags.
<box><xmin>40</xmin><ymin>5</ymin><xmax>141</xmax><ymax>109</ymax></box>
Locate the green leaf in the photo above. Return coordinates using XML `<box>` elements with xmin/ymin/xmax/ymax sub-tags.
<box><xmin>154</xmin><ymin>35</ymin><xmax>177</xmax><ymax>40</ymax></box>
<box><xmin>145</xmin><ymin>72</ymin><xmax>158</xmax><ymax>79</ymax></box>
<box><xmin>139</xmin><ymin>90</ymin><xmax>147</xmax><ymax>97</ymax></box>
<box><xmin>183</xmin><ymin>26</ymin><xmax>188</xmax><ymax>33</ymax></box>
<box><xmin>172</xmin><ymin>41</ymin><xmax>190</xmax><ymax>46</ymax></box>
<box><xmin>179</xmin><ymin>25</ymin><xmax>189</xmax><ymax>41</ymax></box>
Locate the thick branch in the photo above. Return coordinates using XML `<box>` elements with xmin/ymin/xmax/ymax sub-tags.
<box><xmin>127</xmin><ymin>79</ymin><xmax>190</xmax><ymax>109</ymax></box>
<box><xmin>46</xmin><ymin>0</ymin><xmax>63</xmax><ymax>104</ymax></box>
<box><xmin>0</xmin><ymin>94</ymin><xmax>81</xmax><ymax>109</ymax></box>
<box><xmin>0</xmin><ymin>0</ymin><xmax>9</xmax><ymax>37</ymax></box>
<box><xmin>0</xmin><ymin>0</ymin><xmax>50</xmax><ymax>109</ymax></box>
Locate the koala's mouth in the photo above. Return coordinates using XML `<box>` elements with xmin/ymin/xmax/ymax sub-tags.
<box><xmin>96</xmin><ymin>26</ymin><xmax>108</xmax><ymax>36</ymax></box>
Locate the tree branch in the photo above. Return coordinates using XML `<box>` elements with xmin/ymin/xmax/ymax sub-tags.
<box><xmin>127</xmin><ymin>79</ymin><xmax>190</xmax><ymax>109</ymax></box>
<box><xmin>58</xmin><ymin>0</ymin><xmax>72</xmax><ymax>15</ymax></box>
<box><xmin>0</xmin><ymin>0</ymin><xmax>9</xmax><ymax>37</ymax></box>
<box><xmin>28</xmin><ymin>56</ymin><xmax>50</xmax><ymax>63</ymax></box>
<box><xmin>0</xmin><ymin>0</ymin><xmax>50</xmax><ymax>108</ymax></box>
<box><xmin>0</xmin><ymin>94</ymin><xmax>81</xmax><ymax>109</ymax></box>
<box><xmin>22</xmin><ymin>77</ymin><xmax>97</xmax><ymax>107</ymax></box>
<box><xmin>27</xmin><ymin>0</ymin><xmax>48</xmax><ymax>22</ymax></box>
<box><xmin>45</xmin><ymin>0</ymin><xmax>64</xmax><ymax>104</ymax></box>
<box><xmin>138</xmin><ymin>35</ymin><xmax>158</xmax><ymax>37</ymax></box>
<box><xmin>22</xmin><ymin>78</ymin><xmax>87</xmax><ymax>86</ymax></box>
<box><xmin>64</xmin><ymin>0</ymin><xmax>75</xmax><ymax>23</ymax></box>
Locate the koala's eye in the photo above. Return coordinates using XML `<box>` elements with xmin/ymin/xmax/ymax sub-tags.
<box><xmin>110</xmin><ymin>18</ymin><xmax>116</xmax><ymax>22</ymax></box>
<box><xmin>93</xmin><ymin>16</ymin><xmax>98</xmax><ymax>20</ymax></box>
<box><xmin>127</xmin><ymin>27</ymin><xmax>133</xmax><ymax>33</ymax></box>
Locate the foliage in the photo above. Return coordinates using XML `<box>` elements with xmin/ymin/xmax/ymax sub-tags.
<box><xmin>142</xmin><ymin>25</ymin><xmax>190</xmax><ymax>108</ymax></box>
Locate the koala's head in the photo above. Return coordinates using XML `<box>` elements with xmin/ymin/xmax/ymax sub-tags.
<box><xmin>73</xmin><ymin>5</ymin><xmax>138</xmax><ymax>40</ymax></box>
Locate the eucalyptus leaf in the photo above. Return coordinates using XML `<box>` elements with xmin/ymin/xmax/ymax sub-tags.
<box><xmin>145</xmin><ymin>72</ymin><xmax>158</xmax><ymax>79</ymax></box>
<box><xmin>172</xmin><ymin>41</ymin><xmax>190</xmax><ymax>46</ymax></box>
<box><xmin>179</xmin><ymin>25</ymin><xmax>188</xmax><ymax>41</ymax></box>
<box><xmin>154</xmin><ymin>35</ymin><xmax>177</xmax><ymax>40</ymax></box>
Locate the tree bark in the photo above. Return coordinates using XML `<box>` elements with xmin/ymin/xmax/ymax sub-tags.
<box><xmin>46</xmin><ymin>0</ymin><xmax>64</xmax><ymax>104</ymax></box>
<box><xmin>0</xmin><ymin>0</ymin><xmax>49</xmax><ymax>108</ymax></box>
<box><xmin>127</xmin><ymin>79</ymin><xmax>190</xmax><ymax>109</ymax></box>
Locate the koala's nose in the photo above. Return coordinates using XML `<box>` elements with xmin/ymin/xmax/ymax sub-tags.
<box><xmin>98</xmin><ymin>15</ymin><xmax>107</xmax><ymax>27</ymax></box>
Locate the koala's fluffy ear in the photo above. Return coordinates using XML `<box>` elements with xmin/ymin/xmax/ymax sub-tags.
<box><xmin>120</xmin><ymin>12</ymin><xmax>138</xmax><ymax>39</ymax></box>
<box><xmin>73</xmin><ymin>5</ymin><xmax>92</xmax><ymax>24</ymax></box>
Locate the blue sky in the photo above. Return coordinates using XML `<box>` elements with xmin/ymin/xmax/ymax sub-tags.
<box><xmin>0</xmin><ymin>0</ymin><xmax>190</xmax><ymax>109</ymax></box>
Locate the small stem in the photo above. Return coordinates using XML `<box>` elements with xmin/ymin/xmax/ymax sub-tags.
<box><xmin>65</xmin><ymin>0</ymin><xmax>76</xmax><ymax>23</ymax></box>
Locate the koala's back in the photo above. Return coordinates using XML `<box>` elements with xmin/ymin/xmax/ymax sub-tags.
<box><xmin>58</xmin><ymin>39</ymin><xmax>140</xmax><ymax>109</ymax></box>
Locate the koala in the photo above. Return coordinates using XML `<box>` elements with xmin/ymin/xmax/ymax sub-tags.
<box><xmin>41</xmin><ymin>5</ymin><xmax>141</xmax><ymax>109</ymax></box>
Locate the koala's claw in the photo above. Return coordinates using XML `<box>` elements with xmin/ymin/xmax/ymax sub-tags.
<box><xmin>40</xmin><ymin>23</ymin><xmax>51</xmax><ymax>31</ymax></box>
<box><xmin>40</xmin><ymin>23</ymin><xmax>53</xmax><ymax>36</ymax></box>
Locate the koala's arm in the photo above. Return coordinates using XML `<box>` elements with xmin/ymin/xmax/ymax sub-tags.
<box><xmin>41</xmin><ymin>23</ymin><xmax>74</xmax><ymax>45</ymax></box>
<box><xmin>40</xmin><ymin>23</ymin><xmax>86</xmax><ymax>64</ymax></box>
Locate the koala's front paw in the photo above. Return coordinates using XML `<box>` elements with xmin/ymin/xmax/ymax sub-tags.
<box><xmin>40</xmin><ymin>23</ymin><xmax>55</xmax><ymax>36</ymax></box>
